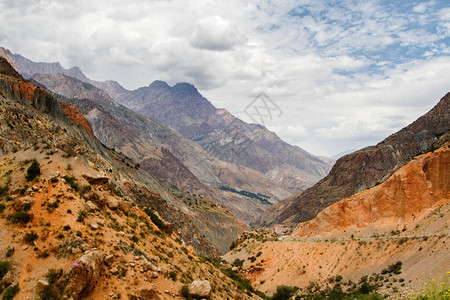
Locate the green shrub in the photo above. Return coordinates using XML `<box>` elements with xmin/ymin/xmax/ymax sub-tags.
<box><xmin>23</xmin><ymin>231</ymin><xmax>38</xmax><ymax>244</ymax></box>
<box><xmin>25</xmin><ymin>160</ymin><xmax>40</xmax><ymax>181</ymax></box>
<box><xmin>77</xmin><ymin>209</ymin><xmax>87</xmax><ymax>222</ymax></box>
<box><xmin>169</xmin><ymin>271</ymin><xmax>177</xmax><ymax>281</ymax></box>
<box><xmin>63</xmin><ymin>175</ymin><xmax>79</xmax><ymax>191</ymax></box>
<box><xmin>2</xmin><ymin>283</ymin><xmax>19</xmax><ymax>300</ymax></box>
<box><xmin>143</xmin><ymin>208</ymin><xmax>167</xmax><ymax>231</ymax></box>
<box><xmin>335</xmin><ymin>274</ymin><xmax>343</xmax><ymax>282</ymax></box>
<box><xmin>232</xmin><ymin>258</ymin><xmax>244</xmax><ymax>267</ymax></box>
<box><xmin>180</xmin><ymin>285</ymin><xmax>191</xmax><ymax>299</ymax></box>
<box><xmin>7</xmin><ymin>211</ymin><xmax>32</xmax><ymax>224</ymax></box>
<box><xmin>0</xmin><ymin>261</ymin><xmax>11</xmax><ymax>278</ymax></box>
<box><xmin>46</xmin><ymin>268</ymin><xmax>63</xmax><ymax>284</ymax></box>
<box><xmin>5</xmin><ymin>247</ymin><xmax>14</xmax><ymax>258</ymax></box>
<box><xmin>270</xmin><ymin>285</ymin><xmax>298</xmax><ymax>300</ymax></box>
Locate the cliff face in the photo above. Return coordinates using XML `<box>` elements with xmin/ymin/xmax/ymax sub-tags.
<box><xmin>256</xmin><ymin>93</ymin><xmax>450</xmax><ymax>228</ymax></box>
<box><xmin>291</xmin><ymin>142</ymin><xmax>450</xmax><ymax>238</ymax></box>
<box><xmin>60</xmin><ymin>103</ymin><xmax>94</xmax><ymax>135</ymax></box>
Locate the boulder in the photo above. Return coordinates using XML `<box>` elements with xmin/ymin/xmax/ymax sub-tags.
<box><xmin>188</xmin><ymin>280</ymin><xmax>211</xmax><ymax>299</ymax></box>
<box><xmin>56</xmin><ymin>250</ymin><xmax>103</xmax><ymax>300</ymax></box>
<box><xmin>106</xmin><ymin>197</ymin><xmax>119</xmax><ymax>210</ymax></box>
<box><xmin>82</xmin><ymin>175</ymin><xmax>109</xmax><ymax>185</ymax></box>
<box><xmin>35</xmin><ymin>278</ymin><xmax>49</xmax><ymax>293</ymax></box>
<box><xmin>137</xmin><ymin>284</ymin><xmax>163</xmax><ymax>299</ymax></box>
<box><xmin>104</xmin><ymin>254</ymin><xmax>114</xmax><ymax>266</ymax></box>
<box><xmin>84</xmin><ymin>201</ymin><xmax>97</xmax><ymax>212</ymax></box>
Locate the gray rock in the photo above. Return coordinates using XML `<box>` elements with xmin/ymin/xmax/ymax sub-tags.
<box><xmin>84</xmin><ymin>201</ymin><xmax>97</xmax><ymax>212</ymax></box>
<box><xmin>188</xmin><ymin>280</ymin><xmax>211</xmax><ymax>299</ymax></box>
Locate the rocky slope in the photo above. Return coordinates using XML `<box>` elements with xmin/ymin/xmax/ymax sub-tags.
<box><xmin>0</xmin><ymin>57</ymin><xmax>246</xmax><ymax>257</ymax></box>
<box><xmin>0</xmin><ymin>146</ymin><xmax>259</xmax><ymax>299</ymax></box>
<box><xmin>256</xmin><ymin>93</ymin><xmax>450</xmax><ymax>228</ymax></box>
<box><xmin>30</xmin><ymin>73</ymin><xmax>291</xmax><ymax>224</ymax></box>
<box><xmin>224</xmin><ymin>143</ymin><xmax>449</xmax><ymax>298</ymax></box>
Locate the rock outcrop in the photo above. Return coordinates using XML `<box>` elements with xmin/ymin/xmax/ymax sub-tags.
<box><xmin>57</xmin><ymin>250</ymin><xmax>104</xmax><ymax>299</ymax></box>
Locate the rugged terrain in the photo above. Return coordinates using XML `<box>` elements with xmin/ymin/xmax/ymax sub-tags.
<box><xmin>0</xmin><ymin>57</ymin><xmax>247</xmax><ymax>258</ymax></box>
<box><xmin>9</xmin><ymin>49</ymin><xmax>333</xmax><ymax>195</ymax></box>
<box><xmin>256</xmin><ymin>93</ymin><xmax>450</xmax><ymax>229</ymax></box>
<box><xmin>225</xmin><ymin>143</ymin><xmax>449</xmax><ymax>298</ymax></box>
<box><xmin>0</xmin><ymin>146</ymin><xmax>260</xmax><ymax>299</ymax></box>
<box><xmin>30</xmin><ymin>72</ymin><xmax>290</xmax><ymax>224</ymax></box>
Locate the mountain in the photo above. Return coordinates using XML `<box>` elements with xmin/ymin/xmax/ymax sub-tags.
<box><xmin>29</xmin><ymin>73</ymin><xmax>291</xmax><ymax>225</ymax></box>
<box><xmin>224</xmin><ymin>142</ymin><xmax>449</xmax><ymax>298</ymax></box>
<box><xmin>256</xmin><ymin>93</ymin><xmax>449</xmax><ymax>228</ymax></box>
<box><xmin>116</xmin><ymin>81</ymin><xmax>333</xmax><ymax>193</ymax></box>
<box><xmin>0</xmin><ymin>56</ymin><xmax>249</xmax><ymax>257</ymax></box>
<box><xmin>0</xmin><ymin>57</ymin><xmax>260</xmax><ymax>299</ymax></box>
<box><xmin>6</xmin><ymin>48</ymin><xmax>333</xmax><ymax>194</ymax></box>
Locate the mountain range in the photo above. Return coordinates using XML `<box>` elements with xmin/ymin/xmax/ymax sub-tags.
<box><xmin>0</xmin><ymin>46</ymin><xmax>448</xmax><ymax>299</ymax></box>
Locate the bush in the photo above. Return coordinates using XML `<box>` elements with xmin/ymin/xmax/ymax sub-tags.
<box><xmin>25</xmin><ymin>160</ymin><xmax>40</xmax><ymax>181</ymax></box>
<box><xmin>63</xmin><ymin>175</ymin><xmax>79</xmax><ymax>191</ymax></box>
<box><xmin>335</xmin><ymin>274</ymin><xmax>343</xmax><ymax>282</ymax></box>
<box><xmin>77</xmin><ymin>209</ymin><xmax>87</xmax><ymax>222</ymax></box>
<box><xmin>2</xmin><ymin>283</ymin><xmax>19</xmax><ymax>300</ymax></box>
<box><xmin>169</xmin><ymin>271</ymin><xmax>177</xmax><ymax>281</ymax></box>
<box><xmin>0</xmin><ymin>261</ymin><xmax>11</xmax><ymax>278</ymax></box>
<box><xmin>23</xmin><ymin>231</ymin><xmax>38</xmax><ymax>244</ymax></box>
<box><xmin>46</xmin><ymin>268</ymin><xmax>63</xmax><ymax>284</ymax></box>
<box><xmin>271</xmin><ymin>285</ymin><xmax>299</xmax><ymax>300</ymax></box>
<box><xmin>7</xmin><ymin>211</ymin><xmax>32</xmax><ymax>224</ymax></box>
<box><xmin>180</xmin><ymin>285</ymin><xmax>191</xmax><ymax>299</ymax></box>
<box><xmin>38</xmin><ymin>268</ymin><xmax>63</xmax><ymax>300</ymax></box>
<box><xmin>143</xmin><ymin>208</ymin><xmax>167</xmax><ymax>231</ymax></box>
<box><xmin>0</xmin><ymin>203</ymin><xmax>5</xmax><ymax>214</ymax></box>
<box><xmin>5</xmin><ymin>247</ymin><xmax>14</xmax><ymax>258</ymax></box>
<box><xmin>232</xmin><ymin>258</ymin><xmax>244</xmax><ymax>267</ymax></box>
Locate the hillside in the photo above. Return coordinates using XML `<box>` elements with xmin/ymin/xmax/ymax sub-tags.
<box><xmin>224</xmin><ymin>143</ymin><xmax>449</xmax><ymax>298</ymax></box>
<box><xmin>0</xmin><ymin>57</ymin><xmax>247</xmax><ymax>257</ymax></box>
<box><xmin>256</xmin><ymin>93</ymin><xmax>450</xmax><ymax>228</ymax></box>
<box><xmin>30</xmin><ymin>72</ymin><xmax>292</xmax><ymax>225</ymax></box>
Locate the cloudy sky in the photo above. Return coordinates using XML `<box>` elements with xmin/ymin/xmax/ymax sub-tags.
<box><xmin>1</xmin><ymin>0</ymin><xmax>449</xmax><ymax>157</ymax></box>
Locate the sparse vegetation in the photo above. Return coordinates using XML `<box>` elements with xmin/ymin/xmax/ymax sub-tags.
<box><xmin>23</xmin><ymin>231</ymin><xmax>38</xmax><ymax>244</ymax></box>
<box><xmin>271</xmin><ymin>285</ymin><xmax>298</xmax><ymax>300</ymax></box>
<box><xmin>7</xmin><ymin>211</ymin><xmax>32</xmax><ymax>224</ymax></box>
<box><xmin>143</xmin><ymin>207</ymin><xmax>167</xmax><ymax>231</ymax></box>
<box><xmin>77</xmin><ymin>209</ymin><xmax>88</xmax><ymax>222</ymax></box>
<box><xmin>2</xmin><ymin>283</ymin><xmax>19</xmax><ymax>300</ymax></box>
<box><xmin>63</xmin><ymin>175</ymin><xmax>79</xmax><ymax>191</ymax></box>
<box><xmin>25</xmin><ymin>159</ymin><xmax>40</xmax><ymax>181</ymax></box>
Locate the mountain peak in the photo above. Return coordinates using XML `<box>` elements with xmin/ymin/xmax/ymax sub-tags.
<box><xmin>148</xmin><ymin>80</ymin><xmax>170</xmax><ymax>89</ymax></box>
<box><xmin>172</xmin><ymin>82</ymin><xmax>201</xmax><ymax>97</ymax></box>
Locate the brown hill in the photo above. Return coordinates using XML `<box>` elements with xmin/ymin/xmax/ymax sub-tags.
<box><xmin>256</xmin><ymin>93</ymin><xmax>450</xmax><ymax>228</ymax></box>
<box><xmin>292</xmin><ymin>142</ymin><xmax>449</xmax><ymax>239</ymax></box>
<box><xmin>224</xmin><ymin>144</ymin><xmax>449</xmax><ymax>298</ymax></box>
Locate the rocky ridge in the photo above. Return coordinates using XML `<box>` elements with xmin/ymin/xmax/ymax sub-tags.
<box><xmin>256</xmin><ymin>93</ymin><xmax>450</xmax><ymax>228</ymax></box>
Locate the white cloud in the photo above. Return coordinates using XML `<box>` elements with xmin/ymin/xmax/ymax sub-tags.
<box><xmin>0</xmin><ymin>0</ymin><xmax>448</xmax><ymax>157</ymax></box>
